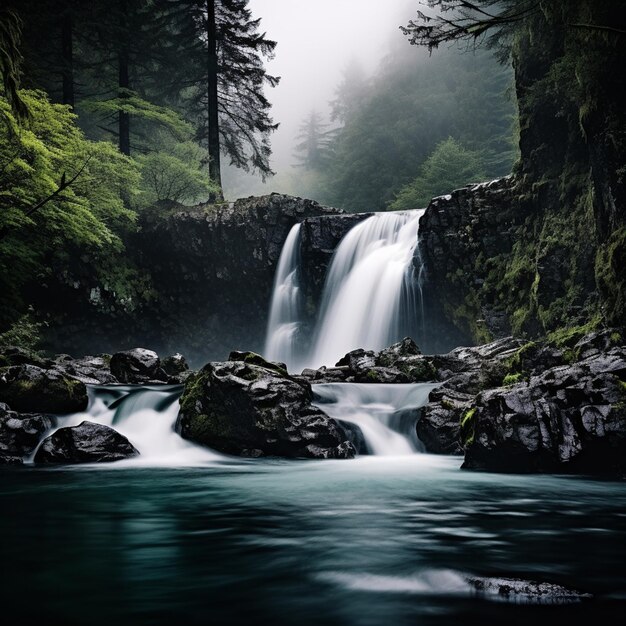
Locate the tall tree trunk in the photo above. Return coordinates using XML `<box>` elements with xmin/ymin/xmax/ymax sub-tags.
<box><xmin>61</xmin><ymin>5</ymin><xmax>74</xmax><ymax>108</ymax></box>
<box><xmin>207</xmin><ymin>0</ymin><xmax>221</xmax><ymax>190</ymax></box>
<box><xmin>118</xmin><ymin>0</ymin><xmax>130</xmax><ymax>156</ymax></box>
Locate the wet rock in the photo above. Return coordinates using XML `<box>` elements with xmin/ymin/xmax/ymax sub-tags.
<box><xmin>377</xmin><ymin>337</ymin><xmax>422</xmax><ymax>365</ymax></box>
<box><xmin>336</xmin><ymin>348</ymin><xmax>376</xmax><ymax>372</ymax></box>
<box><xmin>462</xmin><ymin>348</ymin><xmax>626</xmax><ymax>475</ymax></box>
<box><xmin>228</xmin><ymin>350</ymin><xmax>288</xmax><ymax>375</ymax></box>
<box><xmin>466</xmin><ymin>576</ymin><xmax>591</xmax><ymax>604</ymax></box>
<box><xmin>176</xmin><ymin>359</ymin><xmax>356</xmax><ymax>459</ymax></box>
<box><xmin>0</xmin><ymin>403</ymin><xmax>55</xmax><ymax>464</ymax></box>
<box><xmin>0</xmin><ymin>364</ymin><xmax>88</xmax><ymax>413</ymax></box>
<box><xmin>34</xmin><ymin>421</ymin><xmax>139</xmax><ymax>464</ymax></box>
<box><xmin>417</xmin><ymin>387</ymin><xmax>469</xmax><ymax>455</ymax></box>
<box><xmin>161</xmin><ymin>353</ymin><xmax>190</xmax><ymax>379</ymax></box>
<box><xmin>300</xmin><ymin>366</ymin><xmax>352</xmax><ymax>384</ymax></box>
<box><xmin>0</xmin><ymin>346</ymin><xmax>49</xmax><ymax>368</ymax></box>
<box><xmin>53</xmin><ymin>354</ymin><xmax>118</xmax><ymax>385</ymax></box>
<box><xmin>110</xmin><ymin>348</ymin><xmax>165</xmax><ymax>383</ymax></box>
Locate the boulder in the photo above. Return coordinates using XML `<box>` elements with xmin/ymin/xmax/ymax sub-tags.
<box><xmin>110</xmin><ymin>348</ymin><xmax>165</xmax><ymax>383</ymax></box>
<box><xmin>176</xmin><ymin>355</ymin><xmax>356</xmax><ymax>459</ymax></box>
<box><xmin>0</xmin><ymin>364</ymin><xmax>87</xmax><ymax>413</ymax></box>
<box><xmin>0</xmin><ymin>403</ymin><xmax>56</xmax><ymax>464</ymax></box>
<box><xmin>466</xmin><ymin>576</ymin><xmax>591</xmax><ymax>604</ymax></box>
<box><xmin>34</xmin><ymin>421</ymin><xmax>139</xmax><ymax>464</ymax></box>
<box><xmin>416</xmin><ymin>387</ymin><xmax>469</xmax><ymax>455</ymax></box>
<box><xmin>0</xmin><ymin>346</ymin><xmax>49</xmax><ymax>368</ymax></box>
<box><xmin>53</xmin><ymin>354</ymin><xmax>118</xmax><ymax>385</ymax></box>
<box><xmin>462</xmin><ymin>348</ymin><xmax>626</xmax><ymax>475</ymax></box>
<box><xmin>161</xmin><ymin>353</ymin><xmax>190</xmax><ymax>379</ymax></box>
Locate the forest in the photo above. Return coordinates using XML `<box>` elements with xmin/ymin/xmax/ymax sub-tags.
<box><xmin>1</xmin><ymin>2</ymin><xmax>625</xmax><ymax>623</ymax></box>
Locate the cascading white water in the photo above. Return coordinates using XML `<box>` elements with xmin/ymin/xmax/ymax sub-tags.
<box><xmin>42</xmin><ymin>385</ymin><xmax>222</xmax><ymax>465</ymax></box>
<box><xmin>307</xmin><ymin>210</ymin><xmax>424</xmax><ymax>369</ymax></box>
<box><xmin>264</xmin><ymin>223</ymin><xmax>303</xmax><ymax>370</ymax></box>
<box><xmin>312</xmin><ymin>383</ymin><xmax>437</xmax><ymax>456</ymax></box>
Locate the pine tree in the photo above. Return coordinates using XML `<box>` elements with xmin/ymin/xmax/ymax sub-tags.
<box><xmin>153</xmin><ymin>0</ymin><xmax>279</xmax><ymax>190</ymax></box>
<box><xmin>293</xmin><ymin>111</ymin><xmax>332</xmax><ymax>171</ymax></box>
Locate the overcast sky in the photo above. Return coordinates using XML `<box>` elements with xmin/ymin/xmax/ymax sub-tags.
<box><xmin>245</xmin><ymin>0</ymin><xmax>418</xmax><ymax>171</ymax></box>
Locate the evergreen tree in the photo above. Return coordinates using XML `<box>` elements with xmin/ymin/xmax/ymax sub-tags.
<box><xmin>293</xmin><ymin>111</ymin><xmax>332</xmax><ymax>170</ymax></box>
<box><xmin>389</xmin><ymin>137</ymin><xmax>486</xmax><ymax>210</ymax></box>
<box><xmin>316</xmin><ymin>46</ymin><xmax>516</xmax><ymax>212</ymax></box>
<box><xmin>330</xmin><ymin>59</ymin><xmax>368</xmax><ymax>124</ymax></box>
<box><xmin>153</xmin><ymin>0</ymin><xmax>279</xmax><ymax>189</ymax></box>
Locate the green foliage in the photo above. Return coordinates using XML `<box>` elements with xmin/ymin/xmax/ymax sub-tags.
<box><xmin>135</xmin><ymin>133</ymin><xmax>218</xmax><ymax>206</ymax></box>
<box><xmin>460</xmin><ymin>407</ymin><xmax>477</xmax><ymax>447</ymax></box>
<box><xmin>0</xmin><ymin>88</ymin><xmax>141</xmax><ymax>324</ymax></box>
<box><xmin>83</xmin><ymin>91</ymin><xmax>192</xmax><ymax>144</ymax></box>
<box><xmin>502</xmin><ymin>372</ymin><xmax>523</xmax><ymax>387</ymax></box>
<box><xmin>314</xmin><ymin>47</ymin><xmax>517</xmax><ymax>212</ymax></box>
<box><xmin>0</xmin><ymin>311</ymin><xmax>42</xmax><ymax>350</ymax></box>
<box><xmin>595</xmin><ymin>227</ymin><xmax>626</xmax><ymax>326</ymax></box>
<box><xmin>389</xmin><ymin>138</ymin><xmax>486</xmax><ymax>210</ymax></box>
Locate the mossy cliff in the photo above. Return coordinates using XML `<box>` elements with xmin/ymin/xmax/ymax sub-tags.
<box><xmin>418</xmin><ymin>1</ymin><xmax>626</xmax><ymax>343</ymax></box>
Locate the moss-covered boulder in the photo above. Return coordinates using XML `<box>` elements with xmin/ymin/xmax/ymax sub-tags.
<box><xmin>176</xmin><ymin>356</ymin><xmax>356</xmax><ymax>459</ymax></box>
<box><xmin>0</xmin><ymin>364</ymin><xmax>87</xmax><ymax>414</ymax></box>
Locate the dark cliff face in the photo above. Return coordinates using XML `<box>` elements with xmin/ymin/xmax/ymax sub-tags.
<box><xmin>418</xmin><ymin>177</ymin><xmax>522</xmax><ymax>346</ymax></box>
<box><xmin>38</xmin><ymin>194</ymin><xmax>372</xmax><ymax>366</ymax></box>
<box><xmin>418</xmin><ymin>2</ymin><xmax>626</xmax><ymax>344</ymax></box>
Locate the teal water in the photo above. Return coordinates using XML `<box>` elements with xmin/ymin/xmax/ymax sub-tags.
<box><xmin>1</xmin><ymin>455</ymin><xmax>625</xmax><ymax>625</ymax></box>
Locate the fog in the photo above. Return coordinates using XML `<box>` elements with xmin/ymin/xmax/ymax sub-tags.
<box><xmin>225</xmin><ymin>0</ymin><xmax>418</xmax><ymax>198</ymax></box>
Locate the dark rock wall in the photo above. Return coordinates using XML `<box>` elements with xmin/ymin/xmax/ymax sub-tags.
<box><xmin>41</xmin><ymin>194</ymin><xmax>368</xmax><ymax>367</ymax></box>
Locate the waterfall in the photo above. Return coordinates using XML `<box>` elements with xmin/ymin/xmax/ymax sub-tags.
<box><xmin>312</xmin><ymin>383</ymin><xmax>437</xmax><ymax>455</ymax></box>
<box><xmin>264</xmin><ymin>223</ymin><xmax>303</xmax><ymax>370</ymax></box>
<box><xmin>43</xmin><ymin>385</ymin><xmax>222</xmax><ymax>465</ymax></box>
<box><xmin>307</xmin><ymin>210</ymin><xmax>424</xmax><ymax>369</ymax></box>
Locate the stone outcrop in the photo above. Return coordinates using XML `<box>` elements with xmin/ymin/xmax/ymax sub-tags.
<box><xmin>110</xmin><ymin>348</ymin><xmax>164</xmax><ymax>383</ymax></box>
<box><xmin>176</xmin><ymin>352</ymin><xmax>356</xmax><ymax>459</ymax></box>
<box><xmin>301</xmin><ymin>338</ymin><xmax>437</xmax><ymax>384</ymax></box>
<box><xmin>462</xmin><ymin>343</ymin><xmax>626</xmax><ymax>475</ymax></box>
<box><xmin>417</xmin><ymin>177</ymin><xmax>521</xmax><ymax>348</ymax></box>
<box><xmin>0</xmin><ymin>403</ymin><xmax>55</xmax><ymax>464</ymax></box>
<box><xmin>41</xmin><ymin>194</ymin><xmax>352</xmax><ymax>365</ymax></box>
<box><xmin>34</xmin><ymin>421</ymin><xmax>139</xmax><ymax>464</ymax></box>
<box><xmin>0</xmin><ymin>364</ymin><xmax>88</xmax><ymax>414</ymax></box>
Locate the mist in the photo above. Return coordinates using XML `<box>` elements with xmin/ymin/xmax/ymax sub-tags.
<box><xmin>225</xmin><ymin>0</ymin><xmax>419</xmax><ymax>198</ymax></box>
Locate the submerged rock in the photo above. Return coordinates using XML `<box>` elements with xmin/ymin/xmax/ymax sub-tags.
<box><xmin>466</xmin><ymin>576</ymin><xmax>591</xmax><ymax>604</ymax></box>
<box><xmin>35</xmin><ymin>421</ymin><xmax>139</xmax><ymax>464</ymax></box>
<box><xmin>0</xmin><ymin>364</ymin><xmax>88</xmax><ymax>413</ymax></box>
<box><xmin>110</xmin><ymin>348</ymin><xmax>165</xmax><ymax>383</ymax></box>
<box><xmin>0</xmin><ymin>403</ymin><xmax>56</xmax><ymax>464</ymax></box>
<box><xmin>176</xmin><ymin>354</ymin><xmax>356</xmax><ymax>459</ymax></box>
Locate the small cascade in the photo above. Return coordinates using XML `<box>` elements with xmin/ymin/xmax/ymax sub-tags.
<box><xmin>307</xmin><ymin>210</ymin><xmax>424</xmax><ymax>369</ymax></box>
<box><xmin>49</xmin><ymin>385</ymin><xmax>222</xmax><ymax>465</ymax></box>
<box><xmin>312</xmin><ymin>383</ymin><xmax>437</xmax><ymax>456</ymax></box>
<box><xmin>264</xmin><ymin>223</ymin><xmax>303</xmax><ymax>370</ymax></box>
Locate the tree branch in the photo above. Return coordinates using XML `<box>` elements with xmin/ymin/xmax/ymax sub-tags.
<box><xmin>0</xmin><ymin>155</ymin><xmax>92</xmax><ymax>241</ymax></box>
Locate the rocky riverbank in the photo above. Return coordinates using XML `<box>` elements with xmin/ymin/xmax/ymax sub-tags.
<box><xmin>1</xmin><ymin>331</ymin><xmax>624</xmax><ymax>476</ymax></box>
